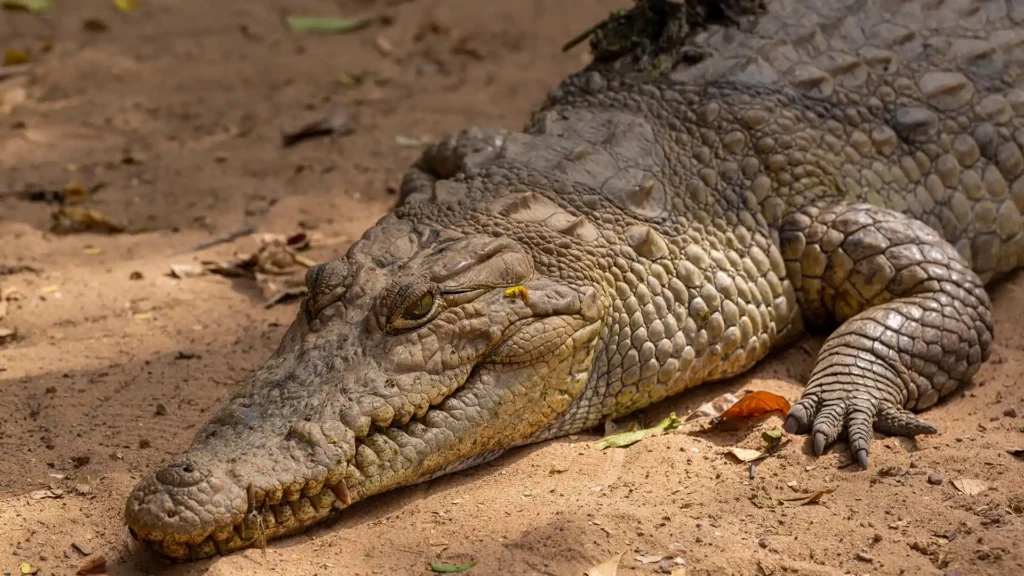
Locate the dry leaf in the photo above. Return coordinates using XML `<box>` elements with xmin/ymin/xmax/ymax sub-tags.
<box><xmin>281</xmin><ymin>108</ymin><xmax>352</xmax><ymax>147</ymax></box>
<box><xmin>3</xmin><ymin>49</ymin><xmax>30</xmax><ymax>66</ymax></box>
<box><xmin>1</xmin><ymin>86</ymin><xmax>27</xmax><ymax>114</ymax></box>
<box><xmin>685</xmin><ymin>393</ymin><xmax>740</xmax><ymax>421</ymax></box>
<box><xmin>716</xmin><ymin>391</ymin><xmax>791</xmax><ymax>421</ymax></box>
<box><xmin>635</xmin><ymin>554</ymin><xmax>665</xmax><ymax>564</ymax></box>
<box><xmin>202</xmin><ymin>234</ymin><xmax>314</xmax><ymax>306</ymax></box>
<box><xmin>585</xmin><ymin>552</ymin><xmax>624</xmax><ymax>576</ymax></box>
<box><xmin>952</xmin><ymin>478</ymin><xmax>987</xmax><ymax>496</ymax></box>
<box><xmin>1</xmin><ymin>0</ymin><xmax>51</xmax><ymax>13</ymax></box>
<box><xmin>29</xmin><ymin>488</ymin><xmax>63</xmax><ymax>499</ymax></box>
<box><xmin>395</xmin><ymin>135</ymin><xmax>426</xmax><ymax>147</ymax></box>
<box><xmin>77</xmin><ymin>552</ymin><xmax>106</xmax><ymax>575</ymax></box>
<box><xmin>594</xmin><ymin>413</ymin><xmax>680</xmax><ymax>450</ymax></box>
<box><xmin>728</xmin><ymin>447</ymin><xmax>768</xmax><ymax>463</ymax></box>
<box><xmin>286</xmin><ymin>15</ymin><xmax>371</xmax><ymax>34</ymax></box>
<box><xmin>750</xmin><ymin>487</ymin><xmax>835</xmax><ymax>509</ymax></box>
<box><xmin>51</xmin><ymin>207</ymin><xmax>125</xmax><ymax>234</ymax></box>
<box><xmin>3</xmin><ymin>287</ymin><xmax>24</xmax><ymax>300</ymax></box>
<box><xmin>169</xmin><ymin>263</ymin><xmax>206</xmax><ymax>279</ymax></box>
<box><xmin>428</xmin><ymin>560</ymin><xmax>474</xmax><ymax>573</ymax></box>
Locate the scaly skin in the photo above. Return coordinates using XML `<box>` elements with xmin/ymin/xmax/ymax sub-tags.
<box><xmin>126</xmin><ymin>0</ymin><xmax>1023</xmax><ymax>559</ymax></box>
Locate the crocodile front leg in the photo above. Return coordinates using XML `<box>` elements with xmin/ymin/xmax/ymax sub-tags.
<box><xmin>780</xmin><ymin>202</ymin><xmax>994</xmax><ymax>467</ymax></box>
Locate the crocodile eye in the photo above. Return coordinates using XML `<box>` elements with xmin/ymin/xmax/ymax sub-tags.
<box><xmin>402</xmin><ymin>292</ymin><xmax>434</xmax><ymax>321</ymax></box>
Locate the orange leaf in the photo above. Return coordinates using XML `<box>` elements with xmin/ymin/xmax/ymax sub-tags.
<box><xmin>717</xmin><ymin>391</ymin><xmax>791</xmax><ymax>420</ymax></box>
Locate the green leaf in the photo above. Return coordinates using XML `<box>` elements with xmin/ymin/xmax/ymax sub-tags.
<box><xmin>430</xmin><ymin>561</ymin><xmax>475</xmax><ymax>573</ymax></box>
<box><xmin>594</xmin><ymin>413</ymin><xmax>680</xmax><ymax>450</ymax></box>
<box><xmin>1</xmin><ymin>0</ymin><xmax>51</xmax><ymax>12</ymax></box>
<box><xmin>286</xmin><ymin>15</ymin><xmax>371</xmax><ymax>34</ymax></box>
<box><xmin>761</xmin><ymin>427</ymin><xmax>783</xmax><ymax>449</ymax></box>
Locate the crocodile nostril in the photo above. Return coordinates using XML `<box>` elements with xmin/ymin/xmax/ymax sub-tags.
<box><xmin>154</xmin><ymin>460</ymin><xmax>209</xmax><ymax>487</ymax></box>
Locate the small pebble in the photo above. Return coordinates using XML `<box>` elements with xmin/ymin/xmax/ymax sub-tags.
<box><xmin>855</xmin><ymin>551</ymin><xmax>875</xmax><ymax>563</ymax></box>
<box><xmin>873</xmin><ymin>532</ymin><xmax>883</xmax><ymax>543</ymax></box>
<box><xmin>758</xmin><ymin>538</ymin><xmax>770</xmax><ymax>549</ymax></box>
<box><xmin>928</xmin><ymin>473</ymin><xmax>944</xmax><ymax>486</ymax></box>
<box><xmin>1004</xmin><ymin>407</ymin><xmax>1018</xmax><ymax>418</ymax></box>
<box><xmin>154</xmin><ymin>403</ymin><xmax>168</xmax><ymax>416</ymax></box>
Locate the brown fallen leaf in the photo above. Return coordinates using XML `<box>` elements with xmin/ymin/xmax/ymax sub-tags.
<box><xmin>169</xmin><ymin>263</ymin><xmax>206</xmax><ymax>279</ymax></box>
<box><xmin>715</xmin><ymin>391</ymin><xmax>791</xmax><ymax>422</ymax></box>
<box><xmin>3</xmin><ymin>48</ymin><xmax>30</xmax><ymax>66</ymax></box>
<box><xmin>952</xmin><ymin>478</ymin><xmax>987</xmax><ymax>496</ymax></box>
<box><xmin>51</xmin><ymin>207</ymin><xmax>125</xmax><ymax>234</ymax></box>
<box><xmin>77</xmin><ymin>552</ymin><xmax>106</xmax><ymax>575</ymax></box>
<box><xmin>203</xmin><ymin>233</ymin><xmax>315</xmax><ymax>307</ymax></box>
<box><xmin>3</xmin><ymin>287</ymin><xmax>25</xmax><ymax>300</ymax></box>
<box><xmin>0</xmin><ymin>85</ymin><xmax>27</xmax><ymax>114</ymax></box>
<box><xmin>29</xmin><ymin>488</ymin><xmax>63</xmax><ymax>499</ymax></box>
<box><xmin>728</xmin><ymin>447</ymin><xmax>768</xmax><ymax>463</ymax></box>
<box><xmin>282</xmin><ymin>108</ymin><xmax>352</xmax><ymax>147</ymax></box>
<box><xmin>585</xmin><ymin>552</ymin><xmax>624</xmax><ymax>576</ymax></box>
<box><xmin>750</xmin><ymin>487</ymin><xmax>835</xmax><ymax>509</ymax></box>
<box><xmin>684</xmin><ymin>393</ymin><xmax>740</xmax><ymax>421</ymax></box>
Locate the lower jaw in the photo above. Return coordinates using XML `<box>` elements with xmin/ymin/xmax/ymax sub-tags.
<box><xmin>134</xmin><ymin>482</ymin><xmax>353</xmax><ymax>561</ymax></box>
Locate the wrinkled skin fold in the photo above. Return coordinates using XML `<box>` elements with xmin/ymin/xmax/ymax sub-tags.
<box><xmin>127</xmin><ymin>0</ymin><xmax>1020</xmax><ymax>559</ymax></box>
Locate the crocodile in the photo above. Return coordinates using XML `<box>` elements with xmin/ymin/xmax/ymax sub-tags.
<box><xmin>125</xmin><ymin>0</ymin><xmax>1024</xmax><ymax>560</ymax></box>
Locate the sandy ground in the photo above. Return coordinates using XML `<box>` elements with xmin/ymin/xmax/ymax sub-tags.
<box><xmin>1</xmin><ymin>1</ymin><xmax>1023</xmax><ymax>575</ymax></box>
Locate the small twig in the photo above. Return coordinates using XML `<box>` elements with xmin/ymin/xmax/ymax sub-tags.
<box><xmin>0</xmin><ymin>63</ymin><xmax>33</xmax><ymax>82</ymax></box>
<box><xmin>179</xmin><ymin>224</ymin><xmax>255</xmax><ymax>254</ymax></box>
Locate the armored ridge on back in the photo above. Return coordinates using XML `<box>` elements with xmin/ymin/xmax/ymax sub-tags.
<box><xmin>124</xmin><ymin>0</ymin><xmax>1022</xmax><ymax>560</ymax></box>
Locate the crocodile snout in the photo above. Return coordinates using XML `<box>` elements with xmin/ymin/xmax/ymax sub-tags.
<box><xmin>125</xmin><ymin>459</ymin><xmax>248</xmax><ymax>559</ymax></box>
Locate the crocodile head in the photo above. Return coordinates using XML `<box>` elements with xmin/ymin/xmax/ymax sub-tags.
<box><xmin>124</xmin><ymin>214</ymin><xmax>606</xmax><ymax>559</ymax></box>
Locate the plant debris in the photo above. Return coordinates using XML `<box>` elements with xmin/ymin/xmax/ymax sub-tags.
<box><xmin>395</xmin><ymin>134</ymin><xmax>429</xmax><ymax>147</ymax></box>
<box><xmin>169</xmin><ymin>263</ymin><xmax>206</xmax><ymax>279</ymax></box>
<box><xmin>19</xmin><ymin>561</ymin><xmax>37</xmax><ymax>575</ymax></box>
<box><xmin>1</xmin><ymin>0</ymin><xmax>51</xmax><ymax>13</ymax></box>
<box><xmin>286</xmin><ymin>15</ymin><xmax>372</xmax><ymax>34</ymax></box>
<box><xmin>728</xmin><ymin>447</ymin><xmax>768</xmax><ymax>463</ymax></box>
<box><xmin>3</xmin><ymin>49</ymin><xmax>30</xmax><ymax>66</ymax></box>
<box><xmin>952</xmin><ymin>478</ymin><xmax>987</xmax><ymax>496</ymax></box>
<box><xmin>201</xmin><ymin>233</ymin><xmax>316</xmax><ymax>307</ymax></box>
<box><xmin>429</xmin><ymin>560</ymin><xmax>475</xmax><ymax>573</ymax></box>
<box><xmin>76</xmin><ymin>552</ymin><xmax>106</xmax><ymax>575</ymax></box>
<box><xmin>282</xmin><ymin>108</ymin><xmax>353</xmax><ymax>147</ymax></box>
<box><xmin>29</xmin><ymin>488</ymin><xmax>63</xmax><ymax>499</ymax></box>
<box><xmin>585</xmin><ymin>552</ymin><xmax>624</xmax><ymax>576</ymax></box>
<box><xmin>51</xmin><ymin>207</ymin><xmax>126</xmax><ymax>234</ymax></box>
<box><xmin>714</xmin><ymin>391</ymin><xmax>791</xmax><ymax>423</ymax></box>
<box><xmin>594</xmin><ymin>413</ymin><xmax>680</xmax><ymax>450</ymax></box>
<box><xmin>749</xmin><ymin>487</ymin><xmax>836</xmax><ymax>509</ymax></box>
<box><xmin>684</xmin><ymin>392</ymin><xmax>740</xmax><ymax>421</ymax></box>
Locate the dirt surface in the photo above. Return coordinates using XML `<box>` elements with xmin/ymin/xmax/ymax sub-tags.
<box><xmin>1</xmin><ymin>1</ymin><xmax>1023</xmax><ymax>575</ymax></box>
